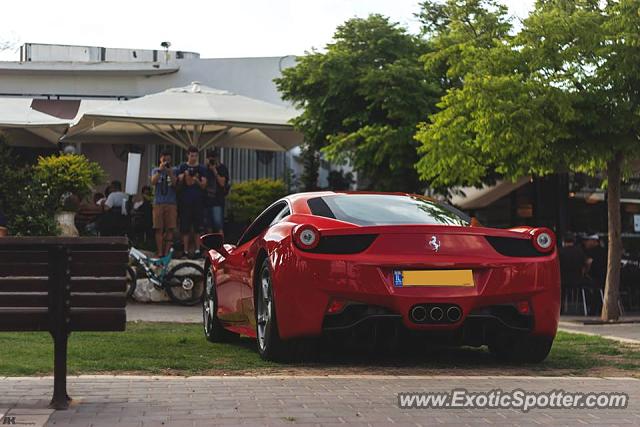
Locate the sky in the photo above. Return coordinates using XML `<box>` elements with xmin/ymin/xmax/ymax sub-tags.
<box><xmin>0</xmin><ymin>0</ymin><xmax>535</xmax><ymax>61</ymax></box>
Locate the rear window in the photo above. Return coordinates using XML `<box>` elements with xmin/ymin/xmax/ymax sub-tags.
<box><xmin>307</xmin><ymin>195</ymin><xmax>469</xmax><ymax>226</ymax></box>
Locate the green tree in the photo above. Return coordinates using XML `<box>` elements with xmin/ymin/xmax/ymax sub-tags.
<box><xmin>276</xmin><ymin>15</ymin><xmax>440</xmax><ymax>192</ymax></box>
<box><xmin>415</xmin><ymin>0</ymin><xmax>640</xmax><ymax>321</ymax></box>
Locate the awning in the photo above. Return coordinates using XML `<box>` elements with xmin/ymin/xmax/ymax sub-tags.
<box><xmin>450</xmin><ymin>177</ymin><xmax>531</xmax><ymax>210</ymax></box>
<box><xmin>63</xmin><ymin>82</ymin><xmax>303</xmax><ymax>151</ymax></box>
<box><xmin>0</xmin><ymin>98</ymin><xmax>115</xmax><ymax>144</ymax></box>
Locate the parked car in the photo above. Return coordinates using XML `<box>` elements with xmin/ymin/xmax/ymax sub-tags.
<box><xmin>200</xmin><ymin>192</ymin><xmax>560</xmax><ymax>363</ymax></box>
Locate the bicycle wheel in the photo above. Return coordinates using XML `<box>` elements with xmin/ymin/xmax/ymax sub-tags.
<box><xmin>125</xmin><ymin>266</ymin><xmax>137</xmax><ymax>300</ymax></box>
<box><xmin>165</xmin><ymin>262</ymin><xmax>205</xmax><ymax>305</ymax></box>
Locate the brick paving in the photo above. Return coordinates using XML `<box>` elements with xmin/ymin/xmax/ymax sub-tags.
<box><xmin>0</xmin><ymin>375</ymin><xmax>638</xmax><ymax>426</ymax></box>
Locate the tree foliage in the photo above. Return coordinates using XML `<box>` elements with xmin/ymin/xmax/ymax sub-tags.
<box><xmin>415</xmin><ymin>0</ymin><xmax>640</xmax><ymax>320</ymax></box>
<box><xmin>276</xmin><ymin>14</ymin><xmax>440</xmax><ymax>192</ymax></box>
<box><xmin>0</xmin><ymin>138</ymin><xmax>58</xmax><ymax>236</ymax></box>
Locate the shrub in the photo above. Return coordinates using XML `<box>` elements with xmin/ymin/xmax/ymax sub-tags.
<box><xmin>34</xmin><ymin>154</ymin><xmax>105</xmax><ymax>210</ymax></box>
<box><xmin>0</xmin><ymin>140</ymin><xmax>58</xmax><ymax>235</ymax></box>
<box><xmin>227</xmin><ymin>179</ymin><xmax>288</xmax><ymax>223</ymax></box>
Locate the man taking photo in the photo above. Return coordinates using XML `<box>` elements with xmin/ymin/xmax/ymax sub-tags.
<box><xmin>177</xmin><ymin>146</ymin><xmax>207</xmax><ymax>258</ymax></box>
<box><xmin>150</xmin><ymin>151</ymin><xmax>177</xmax><ymax>257</ymax></box>
<box><xmin>204</xmin><ymin>149</ymin><xmax>230</xmax><ymax>234</ymax></box>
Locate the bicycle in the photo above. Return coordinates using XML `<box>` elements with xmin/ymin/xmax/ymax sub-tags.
<box><xmin>126</xmin><ymin>247</ymin><xmax>205</xmax><ymax>306</ymax></box>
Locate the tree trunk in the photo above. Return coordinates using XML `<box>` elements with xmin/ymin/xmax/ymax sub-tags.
<box><xmin>601</xmin><ymin>151</ymin><xmax>623</xmax><ymax>321</ymax></box>
<box><xmin>300</xmin><ymin>146</ymin><xmax>320</xmax><ymax>191</ymax></box>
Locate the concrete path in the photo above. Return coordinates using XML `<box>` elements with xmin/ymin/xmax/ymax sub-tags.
<box><xmin>0</xmin><ymin>375</ymin><xmax>638</xmax><ymax>426</ymax></box>
<box><xmin>559</xmin><ymin>314</ymin><xmax>640</xmax><ymax>343</ymax></box>
<box><xmin>127</xmin><ymin>302</ymin><xmax>201</xmax><ymax>324</ymax></box>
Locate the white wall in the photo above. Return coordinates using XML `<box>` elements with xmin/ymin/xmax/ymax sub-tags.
<box><xmin>0</xmin><ymin>56</ymin><xmax>297</xmax><ymax>106</ymax></box>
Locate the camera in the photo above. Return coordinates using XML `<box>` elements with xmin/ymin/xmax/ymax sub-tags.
<box><xmin>163</xmin><ymin>161</ymin><xmax>171</xmax><ymax>168</ymax></box>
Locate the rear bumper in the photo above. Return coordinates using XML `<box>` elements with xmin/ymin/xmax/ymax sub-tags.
<box><xmin>271</xmin><ymin>248</ymin><xmax>560</xmax><ymax>340</ymax></box>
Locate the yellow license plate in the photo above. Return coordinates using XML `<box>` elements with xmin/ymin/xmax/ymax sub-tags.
<box><xmin>395</xmin><ymin>270</ymin><xmax>474</xmax><ymax>287</ymax></box>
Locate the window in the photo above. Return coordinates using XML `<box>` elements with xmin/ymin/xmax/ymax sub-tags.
<box><xmin>270</xmin><ymin>206</ymin><xmax>291</xmax><ymax>226</ymax></box>
<box><xmin>307</xmin><ymin>195</ymin><xmax>469</xmax><ymax>227</ymax></box>
<box><xmin>237</xmin><ymin>201</ymin><xmax>289</xmax><ymax>246</ymax></box>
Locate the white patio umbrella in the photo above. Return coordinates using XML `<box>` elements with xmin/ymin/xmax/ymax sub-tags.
<box><xmin>0</xmin><ymin>98</ymin><xmax>118</xmax><ymax>146</ymax></box>
<box><xmin>0</xmin><ymin>98</ymin><xmax>70</xmax><ymax>143</ymax></box>
<box><xmin>62</xmin><ymin>82</ymin><xmax>303</xmax><ymax>151</ymax></box>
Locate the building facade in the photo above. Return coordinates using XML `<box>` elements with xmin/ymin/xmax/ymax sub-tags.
<box><xmin>0</xmin><ymin>43</ymin><xmax>335</xmax><ymax>190</ymax></box>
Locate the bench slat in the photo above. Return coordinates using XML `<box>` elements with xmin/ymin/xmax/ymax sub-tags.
<box><xmin>70</xmin><ymin>278</ymin><xmax>126</xmax><ymax>293</ymax></box>
<box><xmin>0</xmin><ymin>293</ymin><xmax>125</xmax><ymax>308</ymax></box>
<box><xmin>0</xmin><ymin>236</ymin><xmax>128</xmax><ymax>249</ymax></box>
<box><xmin>0</xmin><ymin>251</ymin><xmax>48</xmax><ymax>263</ymax></box>
<box><xmin>0</xmin><ymin>264</ymin><xmax>49</xmax><ymax>276</ymax></box>
<box><xmin>71</xmin><ymin>293</ymin><xmax>125</xmax><ymax>308</ymax></box>
<box><xmin>0</xmin><ymin>262</ymin><xmax>127</xmax><ymax>277</ymax></box>
<box><xmin>0</xmin><ymin>293</ymin><xmax>48</xmax><ymax>308</ymax></box>
<box><xmin>70</xmin><ymin>263</ymin><xmax>126</xmax><ymax>277</ymax></box>
<box><xmin>70</xmin><ymin>308</ymin><xmax>126</xmax><ymax>331</ymax></box>
<box><xmin>0</xmin><ymin>278</ymin><xmax>48</xmax><ymax>292</ymax></box>
<box><xmin>0</xmin><ymin>309</ymin><xmax>49</xmax><ymax>331</ymax></box>
<box><xmin>70</xmin><ymin>251</ymin><xmax>129</xmax><ymax>265</ymax></box>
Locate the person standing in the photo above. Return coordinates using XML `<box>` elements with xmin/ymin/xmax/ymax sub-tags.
<box><xmin>150</xmin><ymin>151</ymin><xmax>177</xmax><ymax>257</ymax></box>
<box><xmin>0</xmin><ymin>201</ymin><xmax>7</xmax><ymax>236</ymax></box>
<box><xmin>177</xmin><ymin>146</ymin><xmax>207</xmax><ymax>258</ymax></box>
<box><xmin>204</xmin><ymin>149</ymin><xmax>229</xmax><ymax>234</ymax></box>
<box><xmin>583</xmin><ymin>234</ymin><xmax>607</xmax><ymax>287</ymax></box>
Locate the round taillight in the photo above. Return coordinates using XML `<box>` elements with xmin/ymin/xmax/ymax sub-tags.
<box><xmin>531</xmin><ymin>228</ymin><xmax>555</xmax><ymax>253</ymax></box>
<box><xmin>292</xmin><ymin>224</ymin><xmax>320</xmax><ymax>250</ymax></box>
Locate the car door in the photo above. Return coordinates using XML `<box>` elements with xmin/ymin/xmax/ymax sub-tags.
<box><xmin>217</xmin><ymin>201</ymin><xmax>290</xmax><ymax>325</ymax></box>
<box><xmin>242</xmin><ymin>204</ymin><xmax>291</xmax><ymax>327</ymax></box>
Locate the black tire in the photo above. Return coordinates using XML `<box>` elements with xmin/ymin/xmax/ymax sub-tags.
<box><xmin>165</xmin><ymin>262</ymin><xmax>205</xmax><ymax>306</ymax></box>
<box><xmin>125</xmin><ymin>266</ymin><xmax>137</xmax><ymax>300</ymax></box>
<box><xmin>489</xmin><ymin>334</ymin><xmax>554</xmax><ymax>364</ymax></box>
<box><xmin>255</xmin><ymin>258</ymin><xmax>289</xmax><ymax>361</ymax></box>
<box><xmin>203</xmin><ymin>261</ymin><xmax>237</xmax><ymax>343</ymax></box>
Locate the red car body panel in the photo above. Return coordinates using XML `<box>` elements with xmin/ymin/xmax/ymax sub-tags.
<box><xmin>206</xmin><ymin>192</ymin><xmax>561</xmax><ymax>342</ymax></box>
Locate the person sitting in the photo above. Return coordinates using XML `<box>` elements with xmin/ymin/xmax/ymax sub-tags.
<box><xmin>76</xmin><ymin>193</ymin><xmax>105</xmax><ymax>234</ymax></box>
<box><xmin>98</xmin><ymin>181</ymin><xmax>130</xmax><ymax>236</ymax></box>
<box><xmin>559</xmin><ymin>232</ymin><xmax>598</xmax><ymax>314</ymax></box>
<box><xmin>131</xmin><ymin>186</ymin><xmax>154</xmax><ymax>243</ymax></box>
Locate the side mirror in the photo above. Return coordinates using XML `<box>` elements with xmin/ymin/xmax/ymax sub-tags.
<box><xmin>200</xmin><ymin>233</ymin><xmax>230</xmax><ymax>257</ymax></box>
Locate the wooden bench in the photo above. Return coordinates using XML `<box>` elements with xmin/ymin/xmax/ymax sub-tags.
<box><xmin>0</xmin><ymin>237</ymin><xmax>128</xmax><ymax>410</ymax></box>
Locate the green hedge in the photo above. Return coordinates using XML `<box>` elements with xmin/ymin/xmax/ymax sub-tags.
<box><xmin>227</xmin><ymin>179</ymin><xmax>288</xmax><ymax>223</ymax></box>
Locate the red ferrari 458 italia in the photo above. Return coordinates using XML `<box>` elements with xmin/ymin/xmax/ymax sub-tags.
<box><xmin>200</xmin><ymin>192</ymin><xmax>560</xmax><ymax>362</ymax></box>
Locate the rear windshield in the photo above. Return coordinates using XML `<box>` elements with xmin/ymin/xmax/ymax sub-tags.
<box><xmin>307</xmin><ymin>194</ymin><xmax>470</xmax><ymax>227</ymax></box>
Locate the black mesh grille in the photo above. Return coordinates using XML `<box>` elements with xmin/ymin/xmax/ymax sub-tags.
<box><xmin>485</xmin><ymin>236</ymin><xmax>545</xmax><ymax>257</ymax></box>
<box><xmin>308</xmin><ymin>234</ymin><xmax>377</xmax><ymax>254</ymax></box>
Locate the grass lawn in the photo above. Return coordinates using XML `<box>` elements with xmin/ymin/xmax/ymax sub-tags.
<box><xmin>0</xmin><ymin>322</ymin><xmax>638</xmax><ymax>377</ymax></box>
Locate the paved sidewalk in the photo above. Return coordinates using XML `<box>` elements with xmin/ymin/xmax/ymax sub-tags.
<box><xmin>560</xmin><ymin>314</ymin><xmax>640</xmax><ymax>343</ymax></box>
<box><xmin>0</xmin><ymin>375</ymin><xmax>638</xmax><ymax>426</ymax></box>
<box><xmin>127</xmin><ymin>302</ymin><xmax>201</xmax><ymax>323</ymax></box>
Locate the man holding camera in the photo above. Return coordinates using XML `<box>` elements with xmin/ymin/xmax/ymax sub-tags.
<box><xmin>204</xmin><ymin>150</ymin><xmax>229</xmax><ymax>234</ymax></box>
<box><xmin>177</xmin><ymin>146</ymin><xmax>207</xmax><ymax>258</ymax></box>
<box><xmin>150</xmin><ymin>151</ymin><xmax>177</xmax><ymax>257</ymax></box>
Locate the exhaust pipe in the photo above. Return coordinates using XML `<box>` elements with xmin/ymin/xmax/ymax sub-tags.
<box><xmin>446</xmin><ymin>306</ymin><xmax>462</xmax><ymax>322</ymax></box>
<box><xmin>429</xmin><ymin>306</ymin><xmax>444</xmax><ymax>321</ymax></box>
<box><xmin>410</xmin><ymin>306</ymin><xmax>427</xmax><ymax>322</ymax></box>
